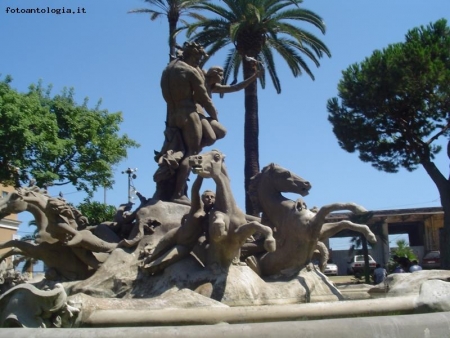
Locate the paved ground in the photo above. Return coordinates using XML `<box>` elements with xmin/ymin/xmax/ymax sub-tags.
<box><xmin>329</xmin><ymin>274</ymin><xmax>376</xmax><ymax>286</ymax></box>
<box><xmin>328</xmin><ymin>275</ymin><xmax>356</xmax><ymax>284</ymax></box>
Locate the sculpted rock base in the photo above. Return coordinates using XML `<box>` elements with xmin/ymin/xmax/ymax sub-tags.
<box><xmin>66</xmin><ymin>247</ymin><xmax>341</xmax><ymax>308</ymax></box>
<box><xmin>0</xmin><ymin>283</ymin><xmax>79</xmax><ymax>328</ymax></box>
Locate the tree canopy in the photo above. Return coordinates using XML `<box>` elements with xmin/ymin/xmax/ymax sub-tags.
<box><xmin>187</xmin><ymin>0</ymin><xmax>330</xmax><ymax>93</ymax></box>
<box><xmin>128</xmin><ymin>0</ymin><xmax>209</xmax><ymax>59</ymax></box>
<box><xmin>0</xmin><ymin>76</ymin><xmax>139</xmax><ymax>195</ymax></box>
<box><xmin>327</xmin><ymin>19</ymin><xmax>450</xmax><ymax>268</ymax></box>
<box><xmin>76</xmin><ymin>199</ymin><xmax>117</xmax><ymax>226</ymax></box>
<box><xmin>186</xmin><ymin>0</ymin><xmax>330</xmax><ymax>213</ymax></box>
<box><xmin>327</xmin><ymin>19</ymin><xmax>450</xmax><ymax>174</ymax></box>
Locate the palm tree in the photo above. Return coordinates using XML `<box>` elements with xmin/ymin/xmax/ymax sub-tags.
<box><xmin>128</xmin><ymin>0</ymin><xmax>209</xmax><ymax>60</ymax></box>
<box><xmin>186</xmin><ymin>0</ymin><xmax>331</xmax><ymax>214</ymax></box>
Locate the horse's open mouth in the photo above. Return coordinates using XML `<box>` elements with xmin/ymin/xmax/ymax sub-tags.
<box><xmin>192</xmin><ymin>165</ymin><xmax>203</xmax><ymax>174</ymax></box>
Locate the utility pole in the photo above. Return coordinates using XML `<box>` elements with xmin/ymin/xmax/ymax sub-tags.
<box><xmin>121</xmin><ymin>168</ymin><xmax>138</xmax><ymax>204</ymax></box>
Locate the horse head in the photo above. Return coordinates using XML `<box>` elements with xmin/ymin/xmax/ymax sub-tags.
<box><xmin>248</xmin><ymin>163</ymin><xmax>311</xmax><ymax>216</ymax></box>
<box><xmin>189</xmin><ymin>149</ymin><xmax>227</xmax><ymax>179</ymax></box>
<box><xmin>261</xmin><ymin>163</ymin><xmax>311</xmax><ymax>196</ymax></box>
<box><xmin>0</xmin><ymin>190</ymin><xmax>28</xmax><ymax>219</ymax></box>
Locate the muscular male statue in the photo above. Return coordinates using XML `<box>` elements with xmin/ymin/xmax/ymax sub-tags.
<box><xmin>156</xmin><ymin>42</ymin><xmax>260</xmax><ymax>204</ymax></box>
<box><xmin>158</xmin><ymin>42</ymin><xmax>219</xmax><ymax>204</ymax></box>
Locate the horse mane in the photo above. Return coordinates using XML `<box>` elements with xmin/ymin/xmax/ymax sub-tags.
<box><xmin>248</xmin><ymin>163</ymin><xmax>276</xmax><ymax>214</ymax></box>
<box><xmin>220</xmin><ymin>157</ymin><xmax>229</xmax><ymax>179</ymax></box>
<box><xmin>209</xmin><ymin>149</ymin><xmax>230</xmax><ymax>179</ymax></box>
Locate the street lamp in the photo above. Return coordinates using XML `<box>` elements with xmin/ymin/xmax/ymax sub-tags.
<box><xmin>121</xmin><ymin>168</ymin><xmax>138</xmax><ymax>203</ymax></box>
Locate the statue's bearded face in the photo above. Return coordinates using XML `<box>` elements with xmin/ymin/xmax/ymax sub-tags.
<box><xmin>183</xmin><ymin>43</ymin><xmax>207</xmax><ymax>66</ymax></box>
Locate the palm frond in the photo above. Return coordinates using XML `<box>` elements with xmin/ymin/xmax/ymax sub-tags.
<box><xmin>231</xmin><ymin>53</ymin><xmax>242</xmax><ymax>84</ymax></box>
<box><xmin>267</xmin><ymin>37</ymin><xmax>314</xmax><ymax>79</ymax></box>
<box><xmin>271</xmin><ymin>8</ymin><xmax>326</xmax><ymax>34</ymax></box>
<box><xmin>142</xmin><ymin>0</ymin><xmax>168</xmax><ymax>13</ymax></box>
<box><xmin>264</xmin><ymin>0</ymin><xmax>303</xmax><ymax>17</ymax></box>
<box><xmin>191</xmin><ymin>2</ymin><xmax>237</xmax><ymax>22</ymax></box>
<box><xmin>260</xmin><ymin>46</ymin><xmax>280</xmax><ymax>92</ymax></box>
<box><xmin>220</xmin><ymin>49</ymin><xmax>242</xmax><ymax>97</ymax></box>
<box><xmin>127</xmin><ymin>8</ymin><xmax>165</xmax><ymax>19</ymax></box>
<box><xmin>276</xmin><ymin>22</ymin><xmax>331</xmax><ymax>58</ymax></box>
<box><xmin>197</xmin><ymin>38</ymin><xmax>228</xmax><ymax>67</ymax></box>
<box><xmin>186</xmin><ymin>0</ymin><xmax>330</xmax><ymax>92</ymax></box>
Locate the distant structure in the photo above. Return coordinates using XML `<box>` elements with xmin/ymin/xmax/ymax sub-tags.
<box><xmin>325</xmin><ymin>207</ymin><xmax>444</xmax><ymax>275</ymax></box>
<box><xmin>0</xmin><ymin>184</ymin><xmax>22</xmax><ymax>269</ymax></box>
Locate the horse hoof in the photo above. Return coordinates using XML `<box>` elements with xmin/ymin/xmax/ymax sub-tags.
<box><xmin>264</xmin><ymin>238</ymin><xmax>276</xmax><ymax>252</ymax></box>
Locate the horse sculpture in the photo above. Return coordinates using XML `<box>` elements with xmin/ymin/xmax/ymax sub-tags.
<box><xmin>189</xmin><ymin>150</ymin><xmax>276</xmax><ymax>271</ymax></box>
<box><xmin>248</xmin><ymin>163</ymin><xmax>377</xmax><ymax>276</ymax></box>
<box><xmin>0</xmin><ymin>187</ymin><xmax>122</xmax><ymax>277</ymax></box>
<box><xmin>140</xmin><ymin>175</ymin><xmax>207</xmax><ymax>274</ymax></box>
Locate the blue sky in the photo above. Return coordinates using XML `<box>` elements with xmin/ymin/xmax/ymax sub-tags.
<box><xmin>1</xmin><ymin>0</ymin><xmax>449</xmax><ymax>243</ymax></box>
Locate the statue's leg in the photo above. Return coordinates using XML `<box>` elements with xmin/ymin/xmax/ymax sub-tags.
<box><xmin>209</xmin><ymin>119</ymin><xmax>227</xmax><ymax>140</ymax></box>
<box><xmin>75</xmin><ymin>230</ymin><xmax>117</xmax><ymax>253</ymax></box>
<box><xmin>118</xmin><ymin>221</ymin><xmax>145</xmax><ymax>248</ymax></box>
<box><xmin>65</xmin><ymin>231</ymin><xmax>83</xmax><ymax>247</ymax></box>
<box><xmin>320</xmin><ymin>221</ymin><xmax>376</xmax><ymax>244</ymax></box>
<box><xmin>316</xmin><ymin>241</ymin><xmax>329</xmax><ymax>272</ymax></box>
<box><xmin>191</xmin><ymin>236</ymin><xmax>207</xmax><ymax>265</ymax></box>
<box><xmin>200</xmin><ymin>116</ymin><xmax>216</xmax><ymax>148</ymax></box>
<box><xmin>234</xmin><ymin>221</ymin><xmax>276</xmax><ymax>252</ymax></box>
<box><xmin>313</xmin><ymin>203</ymin><xmax>368</xmax><ymax>224</ymax></box>
<box><xmin>171</xmin><ymin>156</ymin><xmax>192</xmax><ymax>204</ymax></box>
<box><xmin>144</xmin><ymin>227</ymin><xmax>178</xmax><ymax>263</ymax></box>
<box><xmin>93</xmin><ymin>223</ymin><xmax>122</xmax><ymax>244</ymax></box>
<box><xmin>245</xmin><ymin>255</ymin><xmax>262</xmax><ymax>275</ymax></box>
<box><xmin>172</xmin><ymin>112</ymin><xmax>202</xmax><ymax>202</ymax></box>
<box><xmin>0</xmin><ymin>248</ymin><xmax>22</xmax><ymax>262</ymax></box>
<box><xmin>0</xmin><ymin>241</ymin><xmax>40</xmax><ymax>257</ymax></box>
<box><xmin>241</xmin><ymin>238</ymin><xmax>266</xmax><ymax>258</ymax></box>
<box><xmin>141</xmin><ymin>245</ymin><xmax>191</xmax><ymax>275</ymax></box>
<box><xmin>70</xmin><ymin>247</ymin><xmax>102</xmax><ymax>270</ymax></box>
<box><xmin>0</xmin><ymin>240</ymin><xmax>21</xmax><ymax>250</ymax></box>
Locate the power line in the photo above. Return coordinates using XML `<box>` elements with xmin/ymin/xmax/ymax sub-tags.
<box><xmin>376</xmin><ymin>197</ymin><xmax>440</xmax><ymax>210</ymax></box>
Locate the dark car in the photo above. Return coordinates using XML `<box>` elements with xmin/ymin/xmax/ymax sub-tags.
<box><xmin>422</xmin><ymin>251</ymin><xmax>440</xmax><ymax>269</ymax></box>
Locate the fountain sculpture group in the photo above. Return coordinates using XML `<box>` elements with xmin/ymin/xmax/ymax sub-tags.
<box><xmin>0</xmin><ymin>43</ymin><xmax>448</xmax><ymax>332</ymax></box>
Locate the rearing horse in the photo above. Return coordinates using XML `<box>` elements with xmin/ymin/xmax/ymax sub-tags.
<box><xmin>248</xmin><ymin>163</ymin><xmax>377</xmax><ymax>276</ymax></box>
<box><xmin>0</xmin><ymin>187</ymin><xmax>118</xmax><ymax>273</ymax></box>
<box><xmin>0</xmin><ymin>187</ymin><xmax>55</xmax><ymax>244</ymax></box>
<box><xmin>189</xmin><ymin>150</ymin><xmax>276</xmax><ymax>271</ymax></box>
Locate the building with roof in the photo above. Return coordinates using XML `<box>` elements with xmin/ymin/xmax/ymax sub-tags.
<box><xmin>0</xmin><ymin>184</ymin><xmax>22</xmax><ymax>269</ymax></box>
<box><xmin>326</xmin><ymin>206</ymin><xmax>444</xmax><ymax>275</ymax></box>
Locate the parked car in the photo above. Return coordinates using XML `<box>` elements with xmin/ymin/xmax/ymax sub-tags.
<box><xmin>324</xmin><ymin>262</ymin><xmax>339</xmax><ymax>276</ymax></box>
<box><xmin>422</xmin><ymin>251</ymin><xmax>440</xmax><ymax>269</ymax></box>
<box><xmin>347</xmin><ymin>255</ymin><xmax>377</xmax><ymax>275</ymax></box>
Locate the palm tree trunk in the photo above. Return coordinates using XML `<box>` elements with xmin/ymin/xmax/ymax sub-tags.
<box><xmin>168</xmin><ymin>16</ymin><xmax>178</xmax><ymax>60</ymax></box>
<box><xmin>243</xmin><ymin>59</ymin><xmax>259</xmax><ymax>215</ymax></box>
<box><xmin>166</xmin><ymin>15</ymin><xmax>178</xmax><ymax>126</ymax></box>
<box><xmin>361</xmin><ymin>236</ymin><xmax>371</xmax><ymax>284</ymax></box>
